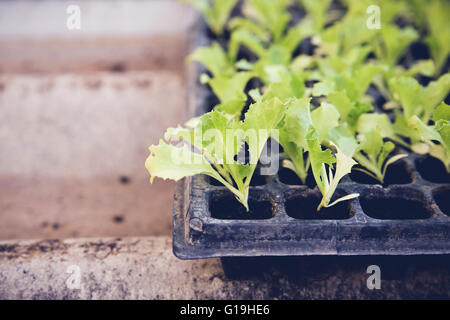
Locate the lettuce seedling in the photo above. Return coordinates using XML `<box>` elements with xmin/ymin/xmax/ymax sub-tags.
<box><xmin>321</xmin><ymin>110</ymin><xmax>404</xmax><ymax>187</ymax></box>
<box><xmin>229</xmin><ymin>23</ymin><xmax>314</xmax><ymax>83</ymax></box>
<box><xmin>297</xmin><ymin>0</ymin><xmax>332</xmax><ymax>32</ymax></box>
<box><xmin>388</xmin><ymin>74</ymin><xmax>450</xmax><ymax>169</ymax></box>
<box><xmin>182</xmin><ymin>0</ymin><xmax>239</xmax><ymax>35</ymax></box>
<box><xmin>306</xmin><ymin>129</ymin><xmax>359</xmax><ymax>211</ymax></box>
<box><xmin>423</xmin><ymin>0</ymin><xmax>450</xmax><ymax>75</ymax></box>
<box><xmin>404</xmin><ymin>102</ymin><xmax>450</xmax><ymax>172</ymax></box>
<box><xmin>353</xmin><ymin>130</ymin><xmax>407</xmax><ymax>183</ymax></box>
<box><xmin>200</xmin><ymin>71</ymin><xmax>254</xmax><ymax>105</ymax></box>
<box><xmin>389</xmin><ymin>74</ymin><xmax>450</xmax><ymax>132</ymax></box>
<box><xmin>246</xmin><ymin>73</ymin><xmax>309</xmax><ymax>183</ymax></box>
<box><xmin>279</xmin><ymin>100</ymin><xmax>359</xmax><ymax>210</ymax></box>
<box><xmin>278</xmin><ymin>97</ymin><xmax>313</xmax><ymax>184</ymax></box>
<box><xmin>188</xmin><ymin>42</ymin><xmax>255</xmax><ymax>115</ymax></box>
<box><xmin>242</xmin><ymin>0</ymin><xmax>291</xmax><ymax>41</ymax></box>
<box><xmin>320</xmin><ymin>15</ymin><xmax>376</xmax><ymax>57</ymax></box>
<box><xmin>145</xmin><ymin>97</ymin><xmax>286</xmax><ymax>211</ymax></box>
<box><xmin>228</xmin><ymin>5</ymin><xmax>314</xmax><ymax>83</ymax></box>
<box><xmin>372</xmin><ymin>25</ymin><xmax>418</xmax><ymax>68</ymax></box>
<box><xmin>313</xmin><ymin>56</ymin><xmax>380</xmax><ymax>103</ymax></box>
<box><xmin>432</xmin><ymin>102</ymin><xmax>450</xmax><ymax>172</ymax></box>
<box><xmin>187</xmin><ymin>42</ymin><xmax>236</xmax><ymax>78</ymax></box>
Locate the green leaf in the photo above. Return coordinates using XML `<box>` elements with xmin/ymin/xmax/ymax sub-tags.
<box><xmin>277</xmin><ymin>98</ymin><xmax>312</xmax><ymax>183</ymax></box>
<box><xmin>206</xmin><ymin>71</ymin><xmax>254</xmax><ymax>104</ymax></box>
<box><xmin>262</xmin><ymin>72</ymin><xmax>305</xmax><ymax>102</ymax></box>
<box><xmin>228</xmin><ymin>17</ymin><xmax>270</xmax><ymax>41</ymax></box>
<box><xmin>321</xmin><ymin>16</ymin><xmax>377</xmax><ymax>56</ymax></box>
<box><xmin>377</xmin><ymin>141</ymin><xmax>396</xmax><ymax>169</ymax></box>
<box><xmin>356</xmin><ymin>113</ymin><xmax>394</xmax><ymax>138</ymax></box>
<box><xmin>327</xmin><ymin>91</ymin><xmax>354</xmax><ymax>121</ymax></box>
<box><xmin>408</xmin><ymin>115</ymin><xmax>442</xmax><ymax>142</ymax></box>
<box><xmin>145</xmin><ymin>140</ymin><xmax>216</xmax><ymax>183</ymax></box>
<box><xmin>299</xmin><ymin>0</ymin><xmax>332</xmax><ymax>31</ymax></box>
<box><xmin>374</xmin><ymin>25</ymin><xmax>418</xmax><ymax>66</ymax></box>
<box><xmin>281</xmin><ymin>145</ymin><xmax>310</xmax><ymax>184</ymax></box>
<box><xmin>280</xmin><ymin>98</ymin><xmax>312</xmax><ymax>148</ymax></box>
<box><xmin>389</xmin><ymin>77</ymin><xmax>422</xmax><ymax>119</ymax></box>
<box><xmin>324</xmin><ymin>144</ymin><xmax>358</xmax><ymax>209</ymax></box>
<box><xmin>183</xmin><ymin>0</ymin><xmax>239</xmax><ymax>35</ymax></box>
<box><xmin>423</xmin><ymin>0</ymin><xmax>450</xmax><ymax>74</ymax></box>
<box><xmin>312</xmin><ymin>81</ymin><xmax>334</xmax><ymax>96</ymax></box>
<box><xmin>279</xmin><ymin>19</ymin><xmax>315</xmax><ymax>55</ymax></box>
<box><xmin>351</xmin><ymin>65</ymin><xmax>381</xmax><ymax>100</ymax></box>
<box><xmin>435</xmin><ymin>119</ymin><xmax>450</xmax><ymax>151</ymax></box>
<box><xmin>243</xmin><ymin>97</ymin><xmax>286</xmax><ymax>165</ymax></box>
<box><xmin>421</xmin><ymin>73</ymin><xmax>450</xmax><ymax>122</ymax></box>
<box><xmin>328</xmin><ymin>124</ymin><xmax>358</xmax><ymax>157</ymax></box>
<box><xmin>311</xmin><ymin>103</ymin><xmax>340</xmax><ymax>143</ymax></box>
<box><xmin>229</xmin><ymin>27</ymin><xmax>267</xmax><ymax>61</ymax></box>
<box><xmin>347</xmin><ymin>102</ymin><xmax>373</xmax><ymax>129</ymax></box>
<box><xmin>389</xmin><ymin>74</ymin><xmax>450</xmax><ymax>124</ymax></box>
<box><xmin>403</xmin><ymin>60</ymin><xmax>435</xmax><ymax>78</ymax></box>
<box><xmin>354</xmin><ymin>113</ymin><xmax>408</xmax><ymax>182</ymax></box>
<box><xmin>306</xmin><ymin>131</ymin><xmax>358</xmax><ymax>211</ymax></box>
<box><xmin>187</xmin><ymin>42</ymin><xmax>235</xmax><ymax>77</ymax></box>
<box><xmin>326</xmin><ymin>193</ymin><xmax>360</xmax><ymax>208</ymax></box>
<box><xmin>433</xmin><ymin>102</ymin><xmax>450</xmax><ymax>122</ymax></box>
<box><xmin>197</xmin><ymin>110</ymin><xmax>242</xmax><ymax>163</ymax></box>
<box><xmin>306</xmin><ymin>129</ymin><xmax>336</xmax><ymax>196</ymax></box>
<box><xmin>215</xmin><ymin>99</ymin><xmax>246</xmax><ymax>116</ymax></box>
<box><xmin>360</xmin><ymin>130</ymin><xmax>384</xmax><ymax>162</ymax></box>
<box><xmin>244</xmin><ymin>0</ymin><xmax>290</xmax><ymax>41</ymax></box>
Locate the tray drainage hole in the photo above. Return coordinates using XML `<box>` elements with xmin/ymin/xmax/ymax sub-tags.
<box><xmin>278</xmin><ymin>167</ymin><xmax>315</xmax><ymax>188</ymax></box>
<box><xmin>360</xmin><ymin>194</ymin><xmax>432</xmax><ymax>220</ymax></box>
<box><xmin>285</xmin><ymin>193</ymin><xmax>353</xmax><ymax>220</ymax></box>
<box><xmin>433</xmin><ymin>188</ymin><xmax>450</xmax><ymax>216</ymax></box>
<box><xmin>210</xmin><ymin>195</ymin><xmax>273</xmax><ymax>220</ymax></box>
<box><xmin>415</xmin><ymin>156</ymin><xmax>450</xmax><ymax>183</ymax></box>
<box><xmin>349</xmin><ymin>161</ymin><xmax>412</xmax><ymax>186</ymax></box>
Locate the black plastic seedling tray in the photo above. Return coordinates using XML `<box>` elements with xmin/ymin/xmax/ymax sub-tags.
<box><xmin>172</xmin><ymin>14</ymin><xmax>450</xmax><ymax>260</ymax></box>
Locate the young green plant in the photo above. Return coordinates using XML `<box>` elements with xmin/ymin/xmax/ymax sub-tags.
<box><xmin>145</xmin><ymin>97</ymin><xmax>286</xmax><ymax>211</ymax></box>
<box><xmin>181</xmin><ymin>0</ymin><xmax>239</xmax><ymax>35</ymax></box>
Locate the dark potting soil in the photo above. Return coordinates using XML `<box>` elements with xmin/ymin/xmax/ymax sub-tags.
<box><xmin>285</xmin><ymin>191</ymin><xmax>352</xmax><ymax>220</ymax></box>
<box><xmin>210</xmin><ymin>194</ymin><xmax>273</xmax><ymax>220</ymax></box>
<box><xmin>277</xmin><ymin>167</ymin><xmax>316</xmax><ymax>189</ymax></box>
<box><xmin>416</xmin><ymin>156</ymin><xmax>450</xmax><ymax>184</ymax></box>
<box><xmin>349</xmin><ymin>160</ymin><xmax>413</xmax><ymax>186</ymax></box>
<box><xmin>360</xmin><ymin>194</ymin><xmax>432</xmax><ymax>220</ymax></box>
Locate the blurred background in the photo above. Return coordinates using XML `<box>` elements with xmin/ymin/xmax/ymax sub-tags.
<box><xmin>0</xmin><ymin>0</ymin><xmax>195</xmax><ymax>240</ymax></box>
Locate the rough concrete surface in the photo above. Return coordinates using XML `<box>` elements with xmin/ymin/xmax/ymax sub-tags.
<box><xmin>0</xmin><ymin>72</ymin><xmax>187</xmax><ymax>239</ymax></box>
<box><xmin>0</xmin><ymin>0</ymin><xmax>194</xmax><ymax>240</ymax></box>
<box><xmin>0</xmin><ymin>236</ymin><xmax>448</xmax><ymax>299</ymax></box>
<box><xmin>0</xmin><ymin>0</ymin><xmax>195</xmax><ymax>73</ymax></box>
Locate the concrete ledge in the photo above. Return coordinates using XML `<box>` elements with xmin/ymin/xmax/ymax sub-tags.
<box><xmin>0</xmin><ymin>71</ymin><xmax>186</xmax><ymax>240</ymax></box>
<box><xmin>0</xmin><ymin>0</ymin><xmax>196</xmax><ymax>73</ymax></box>
<box><xmin>0</xmin><ymin>236</ymin><xmax>448</xmax><ymax>299</ymax></box>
